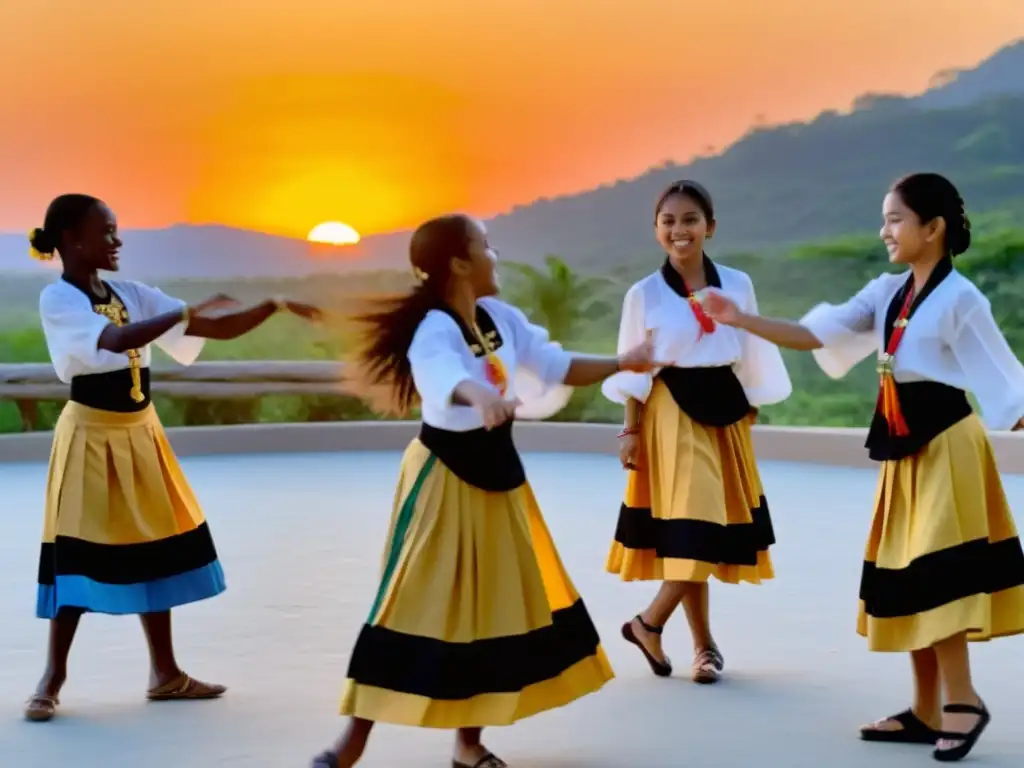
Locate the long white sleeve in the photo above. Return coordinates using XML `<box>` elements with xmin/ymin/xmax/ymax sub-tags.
<box><xmin>800</xmin><ymin>276</ymin><xmax>885</xmax><ymax>379</ymax></box>
<box><xmin>734</xmin><ymin>278</ymin><xmax>792</xmax><ymax>406</ymax></box>
<box><xmin>408</xmin><ymin>313</ymin><xmax>475</xmax><ymax>410</ymax></box>
<box><xmin>39</xmin><ymin>285</ymin><xmax>113</xmax><ymax>383</ymax></box>
<box><xmin>601</xmin><ymin>284</ymin><xmax>653</xmax><ymax>404</ymax></box>
<box><xmin>126</xmin><ymin>281</ymin><xmax>205</xmax><ymax>366</ymax></box>
<box><xmin>950</xmin><ymin>296</ymin><xmax>1024</xmax><ymax>430</ymax></box>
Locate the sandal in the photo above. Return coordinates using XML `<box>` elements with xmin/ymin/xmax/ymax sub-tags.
<box><xmin>860</xmin><ymin>708</ymin><xmax>939</xmax><ymax>744</ymax></box>
<box><xmin>691</xmin><ymin>647</ymin><xmax>724</xmax><ymax>684</ymax></box>
<box><xmin>311</xmin><ymin>752</ymin><xmax>339</xmax><ymax>768</ymax></box>
<box><xmin>621</xmin><ymin>615</ymin><xmax>672</xmax><ymax>677</ymax></box>
<box><xmin>933</xmin><ymin>702</ymin><xmax>990</xmax><ymax>762</ymax></box>
<box><xmin>147</xmin><ymin>672</ymin><xmax>226</xmax><ymax>701</ymax></box>
<box><xmin>24</xmin><ymin>693</ymin><xmax>60</xmax><ymax>722</ymax></box>
<box><xmin>453</xmin><ymin>754</ymin><xmax>508</xmax><ymax>768</ymax></box>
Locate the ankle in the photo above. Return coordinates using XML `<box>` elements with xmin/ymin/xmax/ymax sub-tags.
<box><xmin>37</xmin><ymin>671</ymin><xmax>66</xmax><ymax>695</ymax></box>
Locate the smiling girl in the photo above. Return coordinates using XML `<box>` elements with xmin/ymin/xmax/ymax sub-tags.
<box><xmin>24</xmin><ymin>193</ymin><xmax>322</xmax><ymax>722</ymax></box>
<box><xmin>310</xmin><ymin>214</ymin><xmax>664</xmax><ymax>768</ymax></box>
<box><xmin>602</xmin><ymin>181</ymin><xmax>792</xmax><ymax>684</ymax></box>
<box><xmin>700</xmin><ymin>173</ymin><xmax>1024</xmax><ymax>762</ymax></box>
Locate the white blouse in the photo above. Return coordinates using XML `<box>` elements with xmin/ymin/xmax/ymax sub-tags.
<box><xmin>601</xmin><ymin>265</ymin><xmax>793</xmax><ymax>406</ymax></box>
<box><xmin>39</xmin><ymin>278</ymin><xmax>205</xmax><ymax>382</ymax></box>
<box><xmin>800</xmin><ymin>269</ymin><xmax>1024</xmax><ymax>430</ymax></box>
<box><xmin>408</xmin><ymin>297</ymin><xmax>574</xmax><ymax>431</ymax></box>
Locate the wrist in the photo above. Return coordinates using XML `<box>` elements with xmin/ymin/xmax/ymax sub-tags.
<box><xmin>180</xmin><ymin>305</ymin><xmax>191</xmax><ymax>324</ymax></box>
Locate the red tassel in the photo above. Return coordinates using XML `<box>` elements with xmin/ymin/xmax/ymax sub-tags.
<box><xmin>878</xmin><ymin>374</ymin><xmax>910</xmax><ymax>437</ymax></box>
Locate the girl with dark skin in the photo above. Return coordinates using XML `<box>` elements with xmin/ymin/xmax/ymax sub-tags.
<box><xmin>311</xmin><ymin>214</ymin><xmax>664</xmax><ymax>768</ymax></box>
<box><xmin>25</xmin><ymin>193</ymin><xmax>322</xmax><ymax>721</ymax></box>
<box><xmin>701</xmin><ymin>173</ymin><xmax>1024</xmax><ymax>762</ymax></box>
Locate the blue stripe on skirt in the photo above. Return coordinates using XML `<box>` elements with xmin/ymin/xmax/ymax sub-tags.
<box><xmin>36</xmin><ymin>560</ymin><xmax>227</xmax><ymax>619</ymax></box>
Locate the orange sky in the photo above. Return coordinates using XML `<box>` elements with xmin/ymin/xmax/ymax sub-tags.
<box><xmin>1</xmin><ymin>0</ymin><xmax>1022</xmax><ymax>238</ymax></box>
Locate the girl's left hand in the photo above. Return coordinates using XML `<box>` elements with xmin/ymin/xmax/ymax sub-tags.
<box><xmin>1013</xmin><ymin>416</ymin><xmax>1024</xmax><ymax>432</ymax></box>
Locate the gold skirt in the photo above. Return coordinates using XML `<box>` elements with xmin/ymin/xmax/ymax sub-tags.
<box><xmin>36</xmin><ymin>402</ymin><xmax>225</xmax><ymax>619</ymax></box>
<box><xmin>606</xmin><ymin>378</ymin><xmax>775</xmax><ymax>584</ymax></box>
<box><xmin>858</xmin><ymin>414</ymin><xmax>1024</xmax><ymax>652</ymax></box>
<box><xmin>339</xmin><ymin>438</ymin><xmax>614</xmax><ymax>729</ymax></box>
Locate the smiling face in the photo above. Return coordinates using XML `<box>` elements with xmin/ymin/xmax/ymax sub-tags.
<box><xmin>655</xmin><ymin>192</ymin><xmax>715</xmax><ymax>266</ymax></box>
<box><xmin>452</xmin><ymin>217</ymin><xmax>500</xmax><ymax>298</ymax></box>
<box><xmin>61</xmin><ymin>201</ymin><xmax>123</xmax><ymax>272</ymax></box>
<box><xmin>879</xmin><ymin>191</ymin><xmax>944</xmax><ymax>265</ymax></box>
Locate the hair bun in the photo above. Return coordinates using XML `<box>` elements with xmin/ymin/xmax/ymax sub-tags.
<box><xmin>28</xmin><ymin>227</ymin><xmax>56</xmax><ymax>261</ymax></box>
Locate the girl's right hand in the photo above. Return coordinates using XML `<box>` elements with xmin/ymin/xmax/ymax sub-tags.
<box><xmin>475</xmin><ymin>389</ymin><xmax>521</xmax><ymax>430</ymax></box>
<box><xmin>698</xmin><ymin>289</ymin><xmax>742</xmax><ymax>326</ymax></box>
<box><xmin>619</xmin><ymin>431</ymin><xmax>640</xmax><ymax>471</ymax></box>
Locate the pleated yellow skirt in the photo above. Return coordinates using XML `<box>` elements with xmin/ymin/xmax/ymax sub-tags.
<box><xmin>340</xmin><ymin>438</ymin><xmax>614</xmax><ymax>729</ymax></box>
<box><xmin>36</xmin><ymin>402</ymin><xmax>225</xmax><ymax>619</ymax></box>
<box><xmin>606</xmin><ymin>379</ymin><xmax>775</xmax><ymax>584</ymax></box>
<box><xmin>858</xmin><ymin>414</ymin><xmax>1024</xmax><ymax>652</ymax></box>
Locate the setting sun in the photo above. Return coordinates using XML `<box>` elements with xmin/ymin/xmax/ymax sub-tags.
<box><xmin>308</xmin><ymin>221</ymin><xmax>361</xmax><ymax>246</ymax></box>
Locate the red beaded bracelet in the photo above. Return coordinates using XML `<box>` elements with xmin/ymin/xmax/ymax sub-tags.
<box><xmin>617</xmin><ymin>426</ymin><xmax>640</xmax><ymax>438</ymax></box>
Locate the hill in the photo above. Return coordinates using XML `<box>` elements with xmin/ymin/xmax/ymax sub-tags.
<box><xmin>2</xmin><ymin>39</ymin><xmax>1022</xmax><ymax>278</ymax></box>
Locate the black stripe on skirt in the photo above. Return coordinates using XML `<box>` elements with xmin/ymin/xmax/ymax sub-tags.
<box><xmin>346</xmin><ymin>598</ymin><xmax>601</xmax><ymax>700</ymax></box>
<box><xmin>614</xmin><ymin>495</ymin><xmax>775</xmax><ymax>566</ymax></box>
<box><xmin>37</xmin><ymin>523</ymin><xmax>221</xmax><ymax>586</ymax></box>
<box><xmin>860</xmin><ymin>536</ymin><xmax>1024</xmax><ymax>618</ymax></box>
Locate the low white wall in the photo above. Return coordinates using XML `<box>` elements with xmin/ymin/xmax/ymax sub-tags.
<box><xmin>1</xmin><ymin>421</ymin><xmax>1023</xmax><ymax>473</ymax></box>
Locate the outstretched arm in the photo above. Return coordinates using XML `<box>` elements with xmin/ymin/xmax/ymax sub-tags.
<box><xmin>701</xmin><ymin>290</ymin><xmax>821</xmax><ymax>350</ymax></box>
<box><xmin>98</xmin><ymin>309</ymin><xmax>191</xmax><ymax>354</ymax></box>
<box><xmin>732</xmin><ymin>313</ymin><xmax>823</xmax><ymax>351</ymax></box>
<box><xmin>185</xmin><ymin>299</ymin><xmax>279</xmax><ymax>340</ymax></box>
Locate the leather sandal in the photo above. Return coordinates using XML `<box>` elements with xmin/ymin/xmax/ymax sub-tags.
<box><xmin>621</xmin><ymin>615</ymin><xmax>672</xmax><ymax>677</ymax></box>
<box><xmin>147</xmin><ymin>672</ymin><xmax>226</xmax><ymax>701</ymax></box>
<box><xmin>933</xmin><ymin>701</ymin><xmax>990</xmax><ymax>762</ymax></box>
<box><xmin>860</xmin><ymin>708</ymin><xmax>939</xmax><ymax>744</ymax></box>
<box><xmin>453</xmin><ymin>754</ymin><xmax>508</xmax><ymax>768</ymax></box>
<box><xmin>691</xmin><ymin>647</ymin><xmax>724</xmax><ymax>684</ymax></box>
<box><xmin>24</xmin><ymin>693</ymin><xmax>60</xmax><ymax>722</ymax></box>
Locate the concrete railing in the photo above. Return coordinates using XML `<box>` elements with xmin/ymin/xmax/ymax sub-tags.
<box><xmin>1</xmin><ymin>420</ymin><xmax>1023</xmax><ymax>473</ymax></box>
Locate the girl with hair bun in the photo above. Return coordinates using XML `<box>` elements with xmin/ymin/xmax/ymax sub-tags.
<box><xmin>602</xmin><ymin>180</ymin><xmax>792</xmax><ymax>686</ymax></box>
<box><xmin>24</xmin><ymin>194</ymin><xmax>322</xmax><ymax>722</ymax></box>
<box><xmin>309</xmin><ymin>214</ymin><xmax>664</xmax><ymax>768</ymax></box>
<box><xmin>700</xmin><ymin>173</ymin><xmax>1024</xmax><ymax>762</ymax></box>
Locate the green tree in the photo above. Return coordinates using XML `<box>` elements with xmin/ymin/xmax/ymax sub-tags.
<box><xmin>500</xmin><ymin>255</ymin><xmax>613</xmax><ymax>343</ymax></box>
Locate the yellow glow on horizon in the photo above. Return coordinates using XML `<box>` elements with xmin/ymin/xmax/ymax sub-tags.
<box><xmin>308</xmin><ymin>221</ymin><xmax>361</xmax><ymax>246</ymax></box>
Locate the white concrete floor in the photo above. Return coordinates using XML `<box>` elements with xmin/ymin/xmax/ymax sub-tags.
<box><xmin>2</xmin><ymin>452</ymin><xmax>1023</xmax><ymax>767</ymax></box>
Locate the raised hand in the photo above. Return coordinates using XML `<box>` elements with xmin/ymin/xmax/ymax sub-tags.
<box><xmin>190</xmin><ymin>293</ymin><xmax>240</xmax><ymax>317</ymax></box>
<box><xmin>283</xmin><ymin>300</ymin><xmax>325</xmax><ymax>322</ymax></box>
<box><xmin>617</xmin><ymin>330</ymin><xmax>669</xmax><ymax>372</ymax></box>
<box><xmin>698</xmin><ymin>289</ymin><xmax>742</xmax><ymax>326</ymax></box>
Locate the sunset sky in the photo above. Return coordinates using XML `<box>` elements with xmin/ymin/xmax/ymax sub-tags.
<box><xmin>1</xmin><ymin>0</ymin><xmax>1022</xmax><ymax>239</ymax></box>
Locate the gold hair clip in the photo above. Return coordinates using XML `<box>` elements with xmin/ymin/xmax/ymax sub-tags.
<box><xmin>27</xmin><ymin>229</ymin><xmax>55</xmax><ymax>262</ymax></box>
<box><xmin>413</xmin><ymin>267</ymin><xmax>430</xmax><ymax>282</ymax></box>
